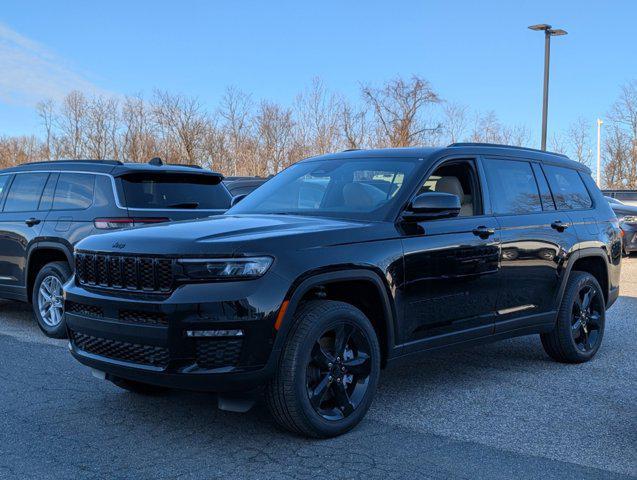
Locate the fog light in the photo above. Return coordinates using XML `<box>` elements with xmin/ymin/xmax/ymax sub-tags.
<box><xmin>186</xmin><ymin>329</ymin><xmax>244</xmax><ymax>338</ymax></box>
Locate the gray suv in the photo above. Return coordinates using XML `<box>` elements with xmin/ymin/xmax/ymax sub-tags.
<box><xmin>0</xmin><ymin>159</ymin><xmax>230</xmax><ymax>337</ymax></box>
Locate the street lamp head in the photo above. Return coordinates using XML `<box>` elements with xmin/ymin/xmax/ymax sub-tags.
<box><xmin>528</xmin><ymin>24</ymin><xmax>551</xmax><ymax>31</ymax></box>
<box><xmin>549</xmin><ymin>29</ymin><xmax>568</xmax><ymax>36</ymax></box>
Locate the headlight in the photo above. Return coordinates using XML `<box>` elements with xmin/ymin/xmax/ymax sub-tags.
<box><xmin>179</xmin><ymin>257</ymin><xmax>273</xmax><ymax>280</ymax></box>
<box><xmin>621</xmin><ymin>215</ymin><xmax>637</xmax><ymax>223</ymax></box>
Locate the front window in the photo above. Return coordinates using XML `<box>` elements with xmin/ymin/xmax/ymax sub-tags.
<box><xmin>227</xmin><ymin>158</ymin><xmax>419</xmax><ymax>220</ymax></box>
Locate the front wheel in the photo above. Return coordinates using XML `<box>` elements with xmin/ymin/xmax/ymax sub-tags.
<box><xmin>32</xmin><ymin>261</ymin><xmax>71</xmax><ymax>338</ymax></box>
<box><xmin>540</xmin><ymin>271</ymin><xmax>605</xmax><ymax>363</ymax></box>
<box><xmin>266</xmin><ymin>300</ymin><xmax>381</xmax><ymax>438</ymax></box>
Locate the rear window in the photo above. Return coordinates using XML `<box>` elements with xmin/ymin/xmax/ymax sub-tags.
<box><xmin>119</xmin><ymin>173</ymin><xmax>231</xmax><ymax>210</ymax></box>
<box><xmin>543</xmin><ymin>166</ymin><xmax>592</xmax><ymax>210</ymax></box>
<box><xmin>52</xmin><ymin>173</ymin><xmax>95</xmax><ymax>210</ymax></box>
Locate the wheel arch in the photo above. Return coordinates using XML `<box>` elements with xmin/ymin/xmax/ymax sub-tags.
<box><xmin>557</xmin><ymin>249</ymin><xmax>610</xmax><ymax>310</ymax></box>
<box><xmin>26</xmin><ymin>242</ymin><xmax>73</xmax><ymax>302</ymax></box>
<box><xmin>275</xmin><ymin>268</ymin><xmax>398</xmax><ymax>367</ymax></box>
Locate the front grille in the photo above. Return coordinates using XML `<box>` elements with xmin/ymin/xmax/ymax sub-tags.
<box><xmin>72</xmin><ymin>331</ymin><xmax>169</xmax><ymax>368</ymax></box>
<box><xmin>118</xmin><ymin>309</ymin><xmax>168</xmax><ymax>326</ymax></box>
<box><xmin>196</xmin><ymin>339</ymin><xmax>243</xmax><ymax>369</ymax></box>
<box><xmin>76</xmin><ymin>252</ymin><xmax>174</xmax><ymax>293</ymax></box>
<box><xmin>66</xmin><ymin>302</ymin><xmax>103</xmax><ymax>318</ymax></box>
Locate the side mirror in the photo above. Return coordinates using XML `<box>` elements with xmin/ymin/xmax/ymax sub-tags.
<box><xmin>231</xmin><ymin>194</ymin><xmax>247</xmax><ymax>207</ymax></box>
<box><xmin>402</xmin><ymin>192</ymin><xmax>461</xmax><ymax>221</ymax></box>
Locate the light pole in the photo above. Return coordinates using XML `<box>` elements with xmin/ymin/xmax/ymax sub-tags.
<box><xmin>596</xmin><ymin>118</ymin><xmax>603</xmax><ymax>186</ymax></box>
<box><xmin>528</xmin><ymin>24</ymin><xmax>568</xmax><ymax>150</ymax></box>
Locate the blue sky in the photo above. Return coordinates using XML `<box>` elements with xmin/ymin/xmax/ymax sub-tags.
<box><xmin>1</xmin><ymin>0</ymin><xmax>635</xmax><ymax>146</ymax></box>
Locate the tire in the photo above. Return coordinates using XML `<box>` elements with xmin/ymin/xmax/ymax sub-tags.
<box><xmin>32</xmin><ymin>261</ymin><xmax>71</xmax><ymax>338</ymax></box>
<box><xmin>540</xmin><ymin>271</ymin><xmax>606</xmax><ymax>364</ymax></box>
<box><xmin>109</xmin><ymin>376</ymin><xmax>170</xmax><ymax>395</ymax></box>
<box><xmin>265</xmin><ymin>300</ymin><xmax>381</xmax><ymax>438</ymax></box>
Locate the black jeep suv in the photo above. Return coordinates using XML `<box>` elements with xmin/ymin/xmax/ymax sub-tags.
<box><xmin>65</xmin><ymin>144</ymin><xmax>622</xmax><ymax>437</ymax></box>
<box><xmin>0</xmin><ymin>159</ymin><xmax>230</xmax><ymax>337</ymax></box>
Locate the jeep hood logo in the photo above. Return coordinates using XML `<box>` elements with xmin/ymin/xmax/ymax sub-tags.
<box><xmin>112</xmin><ymin>242</ymin><xmax>126</xmax><ymax>249</ymax></box>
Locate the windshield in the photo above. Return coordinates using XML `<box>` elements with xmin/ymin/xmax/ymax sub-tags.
<box><xmin>227</xmin><ymin>158</ymin><xmax>418</xmax><ymax>220</ymax></box>
<box><xmin>119</xmin><ymin>173</ymin><xmax>231</xmax><ymax>210</ymax></box>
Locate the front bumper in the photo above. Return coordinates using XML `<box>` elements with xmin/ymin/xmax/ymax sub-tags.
<box><xmin>64</xmin><ymin>274</ymin><xmax>289</xmax><ymax>392</ymax></box>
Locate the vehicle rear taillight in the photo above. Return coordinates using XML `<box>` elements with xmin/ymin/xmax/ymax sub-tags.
<box><xmin>94</xmin><ymin>218</ymin><xmax>169</xmax><ymax>229</ymax></box>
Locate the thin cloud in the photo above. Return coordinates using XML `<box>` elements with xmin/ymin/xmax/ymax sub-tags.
<box><xmin>0</xmin><ymin>22</ymin><xmax>109</xmax><ymax>106</ymax></box>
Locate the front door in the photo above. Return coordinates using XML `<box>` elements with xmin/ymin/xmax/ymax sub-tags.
<box><xmin>399</xmin><ymin>159</ymin><xmax>502</xmax><ymax>350</ymax></box>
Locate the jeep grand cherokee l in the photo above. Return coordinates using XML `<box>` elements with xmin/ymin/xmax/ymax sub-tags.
<box><xmin>0</xmin><ymin>159</ymin><xmax>230</xmax><ymax>337</ymax></box>
<box><xmin>64</xmin><ymin>144</ymin><xmax>622</xmax><ymax>437</ymax></box>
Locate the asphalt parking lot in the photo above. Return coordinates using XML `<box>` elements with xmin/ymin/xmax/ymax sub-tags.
<box><xmin>0</xmin><ymin>259</ymin><xmax>635</xmax><ymax>480</ymax></box>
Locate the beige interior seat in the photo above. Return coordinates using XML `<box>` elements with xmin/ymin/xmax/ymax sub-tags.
<box><xmin>435</xmin><ymin>176</ymin><xmax>473</xmax><ymax>216</ymax></box>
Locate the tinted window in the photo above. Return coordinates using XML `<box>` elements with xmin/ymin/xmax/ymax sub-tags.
<box><xmin>483</xmin><ymin>159</ymin><xmax>542</xmax><ymax>214</ymax></box>
<box><xmin>38</xmin><ymin>173</ymin><xmax>58</xmax><ymax>211</ymax></box>
<box><xmin>3</xmin><ymin>173</ymin><xmax>49</xmax><ymax>212</ymax></box>
<box><xmin>52</xmin><ymin>173</ymin><xmax>95</xmax><ymax>210</ymax></box>
<box><xmin>120</xmin><ymin>173</ymin><xmax>231</xmax><ymax>210</ymax></box>
<box><xmin>531</xmin><ymin>163</ymin><xmax>555</xmax><ymax>210</ymax></box>
<box><xmin>0</xmin><ymin>175</ymin><xmax>10</xmax><ymax>205</ymax></box>
<box><xmin>543</xmin><ymin>166</ymin><xmax>592</xmax><ymax>210</ymax></box>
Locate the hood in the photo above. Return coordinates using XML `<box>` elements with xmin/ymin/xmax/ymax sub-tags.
<box><xmin>76</xmin><ymin>214</ymin><xmax>393</xmax><ymax>256</ymax></box>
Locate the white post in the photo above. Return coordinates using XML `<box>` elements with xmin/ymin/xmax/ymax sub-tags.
<box><xmin>596</xmin><ymin>118</ymin><xmax>603</xmax><ymax>187</ymax></box>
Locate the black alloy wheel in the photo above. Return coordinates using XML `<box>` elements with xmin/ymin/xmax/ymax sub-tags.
<box><xmin>306</xmin><ymin>323</ymin><xmax>373</xmax><ymax>420</ymax></box>
<box><xmin>266</xmin><ymin>300</ymin><xmax>380</xmax><ymax>438</ymax></box>
<box><xmin>570</xmin><ymin>284</ymin><xmax>603</xmax><ymax>353</ymax></box>
<box><xmin>540</xmin><ymin>271</ymin><xmax>606</xmax><ymax>364</ymax></box>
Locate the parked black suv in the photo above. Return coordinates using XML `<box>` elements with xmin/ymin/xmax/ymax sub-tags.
<box><xmin>0</xmin><ymin>159</ymin><xmax>230</xmax><ymax>337</ymax></box>
<box><xmin>65</xmin><ymin>144</ymin><xmax>622</xmax><ymax>437</ymax></box>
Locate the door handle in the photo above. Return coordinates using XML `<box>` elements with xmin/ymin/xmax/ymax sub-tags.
<box><xmin>472</xmin><ymin>226</ymin><xmax>495</xmax><ymax>239</ymax></box>
<box><xmin>25</xmin><ymin>217</ymin><xmax>41</xmax><ymax>227</ymax></box>
<box><xmin>551</xmin><ymin>220</ymin><xmax>569</xmax><ymax>232</ymax></box>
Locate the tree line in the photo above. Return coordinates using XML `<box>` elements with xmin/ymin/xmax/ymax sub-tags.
<box><xmin>0</xmin><ymin>76</ymin><xmax>635</xmax><ymax>188</ymax></box>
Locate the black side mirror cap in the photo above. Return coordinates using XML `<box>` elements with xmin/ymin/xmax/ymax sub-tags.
<box><xmin>402</xmin><ymin>192</ymin><xmax>461</xmax><ymax>221</ymax></box>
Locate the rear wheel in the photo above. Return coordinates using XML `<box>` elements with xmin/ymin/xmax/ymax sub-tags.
<box><xmin>32</xmin><ymin>261</ymin><xmax>71</xmax><ymax>338</ymax></box>
<box><xmin>266</xmin><ymin>300</ymin><xmax>381</xmax><ymax>438</ymax></box>
<box><xmin>541</xmin><ymin>271</ymin><xmax>605</xmax><ymax>363</ymax></box>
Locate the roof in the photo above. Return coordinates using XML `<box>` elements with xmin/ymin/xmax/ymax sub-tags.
<box><xmin>0</xmin><ymin>159</ymin><xmax>224</xmax><ymax>178</ymax></box>
<box><xmin>300</xmin><ymin>143</ymin><xmax>590</xmax><ymax>173</ymax></box>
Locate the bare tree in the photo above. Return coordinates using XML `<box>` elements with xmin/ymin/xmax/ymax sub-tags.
<box><xmin>84</xmin><ymin>96</ymin><xmax>120</xmax><ymax>160</ymax></box>
<box><xmin>152</xmin><ymin>90</ymin><xmax>207</xmax><ymax>164</ymax></box>
<box><xmin>442</xmin><ymin>102</ymin><xmax>468</xmax><ymax>144</ymax></box>
<box><xmin>604</xmin><ymin>80</ymin><xmax>637</xmax><ymax>188</ymax></box>
<box><xmin>218</xmin><ymin>87</ymin><xmax>255</xmax><ymax>175</ymax></box>
<box><xmin>294</xmin><ymin>78</ymin><xmax>342</xmax><ymax>156</ymax></box>
<box><xmin>36</xmin><ymin>99</ymin><xmax>55</xmax><ymax>160</ymax></box>
<box><xmin>566</xmin><ymin>117</ymin><xmax>593</xmax><ymax>165</ymax></box>
<box><xmin>340</xmin><ymin>100</ymin><xmax>370</xmax><ymax>150</ymax></box>
<box><xmin>363</xmin><ymin>75</ymin><xmax>440</xmax><ymax>147</ymax></box>
<box><xmin>57</xmin><ymin>91</ymin><xmax>88</xmax><ymax>158</ymax></box>
<box><xmin>121</xmin><ymin>95</ymin><xmax>158</xmax><ymax>162</ymax></box>
<box><xmin>256</xmin><ymin>101</ymin><xmax>294</xmax><ymax>174</ymax></box>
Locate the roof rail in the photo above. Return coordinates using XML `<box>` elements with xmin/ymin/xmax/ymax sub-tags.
<box><xmin>20</xmin><ymin>159</ymin><xmax>124</xmax><ymax>166</ymax></box>
<box><xmin>447</xmin><ymin>142</ymin><xmax>569</xmax><ymax>158</ymax></box>
<box><xmin>342</xmin><ymin>148</ymin><xmax>363</xmax><ymax>152</ymax></box>
<box><xmin>167</xmin><ymin>163</ymin><xmax>203</xmax><ymax>169</ymax></box>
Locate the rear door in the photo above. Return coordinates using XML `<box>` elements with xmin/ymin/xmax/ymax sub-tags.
<box><xmin>0</xmin><ymin>172</ymin><xmax>51</xmax><ymax>298</ymax></box>
<box><xmin>481</xmin><ymin>157</ymin><xmax>578</xmax><ymax>332</ymax></box>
